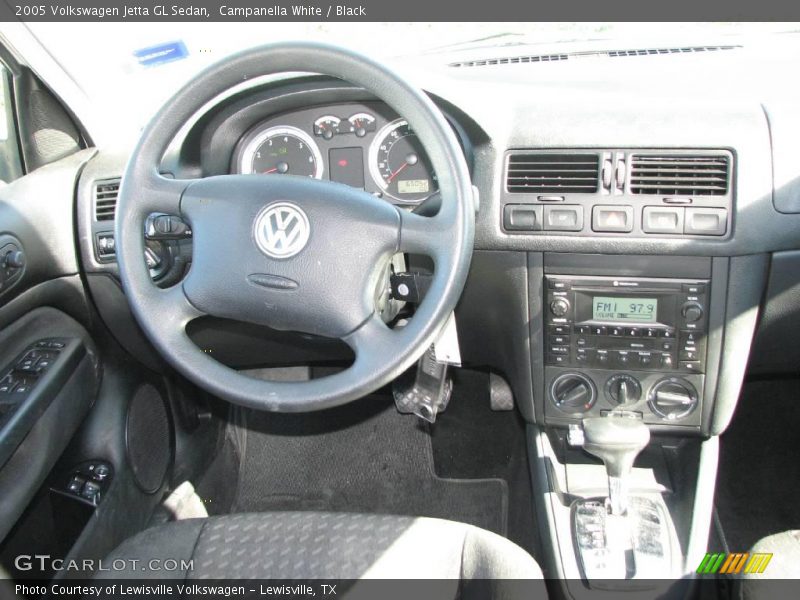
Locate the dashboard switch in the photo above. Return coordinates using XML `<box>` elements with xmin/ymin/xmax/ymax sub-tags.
<box><xmin>643</xmin><ymin>207</ymin><xmax>684</xmax><ymax>234</ymax></box>
<box><xmin>544</xmin><ymin>205</ymin><xmax>583</xmax><ymax>232</ymax></box>
<box><xmin>96</xmin><ymin>233</ymin><xmax>116</xmax><ymax>259</ymax></box>
<box><xmin>592</xmin><ymin>205</ymin><xmax>633</xmax><ymax>232</ymax></box>
<box><xmin>684</xmin><ymin>208</ymin><xmax>727</xmax><ymax>236</ymax></box>
<box><xmin>503</xmin><ymin>204</ymin><xmax>542</xmax><ymax>231</ymax></box>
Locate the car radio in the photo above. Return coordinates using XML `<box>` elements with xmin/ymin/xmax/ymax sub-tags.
<box><xmin>544</xmin><ymin>275</ymin><xmax>708</xmax><ymax>374</ymax></box>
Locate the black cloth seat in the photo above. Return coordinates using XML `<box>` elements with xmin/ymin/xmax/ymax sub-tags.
<box><xmin>101</xmin><ymin>512</ymin><xmax>544</xmax><ymax>593</ymax></box>
<box><xmin>738</xmin><ymin>530</ymin><xmax>800</xmax><ymax>600</ymax></box>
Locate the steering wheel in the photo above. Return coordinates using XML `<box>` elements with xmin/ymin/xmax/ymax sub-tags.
<box><xmin>116</xmin><ymin>43</ymin><xmax>474</xmax><ymax>412</ymax></box>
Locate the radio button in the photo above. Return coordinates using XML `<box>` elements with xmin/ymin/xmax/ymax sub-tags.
<box><xmin>644</xmin><ymin>328</ymin><xmax>659</xmax><ymax>338</ymax></box>
<box><xmin>592</xmin><ymin>326</ymin><xmax>608</xmax><ymax>336</ymax></box>
<box><xmin>628</xmin><ymin>341</ymin><xmax>649</xmax><ymax>351</ymax></box>
<box><xmin>610</xmin><ymin>326</ymin><xmax>624</xmax><ymax>337</ymax></box>
<box><xmin>680</xmin><ymin>348</ymin><xmax>700</xmax><ymax>361</ymax></box>
<box><xmin>659</xmin><ymin>329</ymin><xmax>676</xmax><ymax>339</ymax></box>
<box><xmin>682</xmin><ymin>331</ymin><xmax>702</xmax><ymax>343</ymax></box>
<box><xmin>681</xmin><ymin>301</ymin><xmax>704</xmax><ymax>323</ymax></box>
<box><xmin>550</xmin><ymin>298</ymin><xmax>571</xmax><ymax>317</ymax></box>
<box><xmin>575</xmin><ymin>325</ymin><xmax>591</xmax><ymax>335</ymax></box>
<box><xmin>682</xmin><ymin>283</ymin><xmax>706</xmax><ymax>294</ymax></box>
<box><xmin>626</xmin><ymin>327</ymin><xmax>641</xmax><ymax>337</ymax></box>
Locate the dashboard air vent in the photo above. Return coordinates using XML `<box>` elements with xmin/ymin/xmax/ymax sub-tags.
<box><xmin>629</xmin><ymin>155</ymin><xmax>729</xmax><ymax>196</ymax></box>
<box><xmin>506</xmin><ymin>153</ymin><xmax>600</xmax><ymax>194</ymax></box>
<box><xmin>450</xmin><ymin>45</ymin><xmax>739</xmax><ymax>68</ymax></box>
<box><xmin>450</xmin><ymin>53</ymin><xmax>568</xmax><ymax>68</ymax></box>
<box><xmin>94</xmin><ymin>179</ymin><xmax>120</xmax><ymax>221</ymax></box>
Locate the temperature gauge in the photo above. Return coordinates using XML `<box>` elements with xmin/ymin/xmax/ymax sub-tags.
<box><xmin>347</xmin><ymin>113</ymin><xmax>376</xmax><ymax>137</ymax></box>
<box><xmin>313</xmin><ymin>115</ymin><xmax>341</xmax><ymax>140</ymax></box>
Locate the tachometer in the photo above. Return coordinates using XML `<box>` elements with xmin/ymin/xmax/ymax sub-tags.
<box><xmin>239</xmin><ymin>125</ymin><xmax>323</xmax><ymax>179</ymax></box>
<box><xmin>368</xmin><ymin>119</ymin><xmax>438</xmax><ymax>203</ymax></box>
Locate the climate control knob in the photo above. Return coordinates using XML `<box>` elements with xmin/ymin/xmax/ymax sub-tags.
<box><xmin>681</xmin><ymin>301</ymin><xmax>704</xmax><ymax>323</ymax></box>
<box><xmin>550</xmin><ymin>298</ymin><xmax>571</xmax><ymax>318</ymax></box>
<box><xmin>648</xmin><ymin>378</ymin><xmax>698</xmax><ymax>420</ymax></box>
<box><xmin>550</xmin><ymin>373</ymin><xmax>596</xmax><ymax>413</ymax></box>
<box><xmin>605</xmin><ymin>374</ymin><xmax>642</xmax><ymax>406</ymax></box>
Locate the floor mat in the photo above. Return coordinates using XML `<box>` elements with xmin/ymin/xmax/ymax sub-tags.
<box><xmin>716</xmin><ymin>378</ymin><xmax>800</xmax><ymax>551</ymax></box>
<box><xmin>230</xmin><ymin>389</ymin><xmax>509</xmax><ymax>536</ymax></box>
<box><xmin>430</xmin><ymin>370</ymin><xmax>538</xmax><ymax>556</ymax></box>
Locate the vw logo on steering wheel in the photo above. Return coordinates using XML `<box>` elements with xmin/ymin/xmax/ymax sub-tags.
<box><xmin>253</xmin><ymin>202</ymin><xmax>310</xmax><ymax>259</ymax></box>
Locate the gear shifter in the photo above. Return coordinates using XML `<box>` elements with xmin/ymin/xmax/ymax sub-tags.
<box><xmin>572</xmin><ymin>415</ymin><xmax>677</xmax><ymax>582</ymax></box>
<box><xmin>582</xmin><ymin>415</ymin><xmax>650</xmax><ymax>515</ymax></box>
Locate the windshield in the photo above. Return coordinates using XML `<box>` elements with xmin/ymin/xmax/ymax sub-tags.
<box><xmin>17</xmin><ymin>22</ymin><xmax>800</xmax><ymax>147</ymax></box>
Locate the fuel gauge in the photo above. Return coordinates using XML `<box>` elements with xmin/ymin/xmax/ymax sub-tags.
<box><xmin>347</xmin><ymin>113</ymin><xmax>376</xmax><ymax>138</ymax></box>
<box><xmin>313</xmin><ymin>115</ymin><xmax>341</xmax><ymax>140</ymax></box>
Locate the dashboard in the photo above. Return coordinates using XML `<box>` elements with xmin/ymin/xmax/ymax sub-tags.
<box><xmin>74</xmin><ymin>52</ymin><xmax>800</xmax><ymax>438</ymax></box>
<box><xmin>230</xmin><ymin>102</ymin><xmax>439</xmax><ymax>205</ymax></box>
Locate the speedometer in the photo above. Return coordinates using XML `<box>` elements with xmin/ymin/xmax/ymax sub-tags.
<box><xmin>368</xmin><ymin>119</ymin><xmax>438</xmax><ymax>203</ymax></box>
<box><xmin>238</xmin><ymin>125</ymin><xmax>323</xmax><ymax>179</ymax></box>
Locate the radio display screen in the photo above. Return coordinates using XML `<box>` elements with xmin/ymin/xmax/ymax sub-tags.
<box><xmin>592</xmin><ymin>296</ymin><xmax>658</xmax><ymax>323</ymax></box>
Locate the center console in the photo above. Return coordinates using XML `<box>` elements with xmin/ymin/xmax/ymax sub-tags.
<box><xmin>544</xmin><ymin>274</ymin><xmax>708</xmax><ymax>427</ymax></box>
<box><xmin>526</xmin><ymin>253</ymin><xmax>732</xmax><ymax>594</ymax></box>
<box><xmin>531</xmin><ymin>253</ymin><xmax>727</xmax><ymax>436</ymax></box>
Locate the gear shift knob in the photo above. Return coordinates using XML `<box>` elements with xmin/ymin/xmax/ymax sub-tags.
<box><xmin>582</xmin><ymin>415</ymin><xmax>650</xmax><ymax>515</ymax></box>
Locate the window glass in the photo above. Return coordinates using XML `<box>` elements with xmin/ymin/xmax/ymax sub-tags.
<box><xmin>0</xmin><ymin>63</ymin><xmax>23</xmax><ymax>183</ymax></box>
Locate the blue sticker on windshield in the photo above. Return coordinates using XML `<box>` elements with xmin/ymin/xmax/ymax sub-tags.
<box><xmin>134</xmin><ymin>41</ymin><xmax>189</xmax><ymax>67</ymax></box>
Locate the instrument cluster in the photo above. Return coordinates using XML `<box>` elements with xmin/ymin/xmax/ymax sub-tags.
<box><xmin>231</xmin><ymin>102</ymin><xmax>438</xmax><ymax>205</ymax></box>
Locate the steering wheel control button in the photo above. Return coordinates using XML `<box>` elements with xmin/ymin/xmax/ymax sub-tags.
<box><xmin>592</xmin><ymin>205</ymin><xmax>633</xmax><ymax>233</ymax></box>
<box><xmin>643</xmin><ymin>206</ymin><xmax>685</xmax><ymax>234</ymax></box>
<box><xmin>503</xmin><ymin>204</ymin><xmax>542</xmax><ymax>231</ymax></box>
<box><xmin>684</xmin><ymin>207</ymin><xmax>728</xmax><ymax>236</ymax></box>
<box><xmin>544</xmin><ymin>205</ymin><xmax>583</xmax><ymax>231</ymax></box>
<box><xmin>253</xmin><ymin>202</ymin><xmax>311</xmax><ymax>259</ymax></box>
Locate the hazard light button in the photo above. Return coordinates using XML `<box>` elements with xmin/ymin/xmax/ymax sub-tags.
<box><xmin>592</xmin><ymin>205</ymin><xmax>633</xmax><ymax>233</ymax></box>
